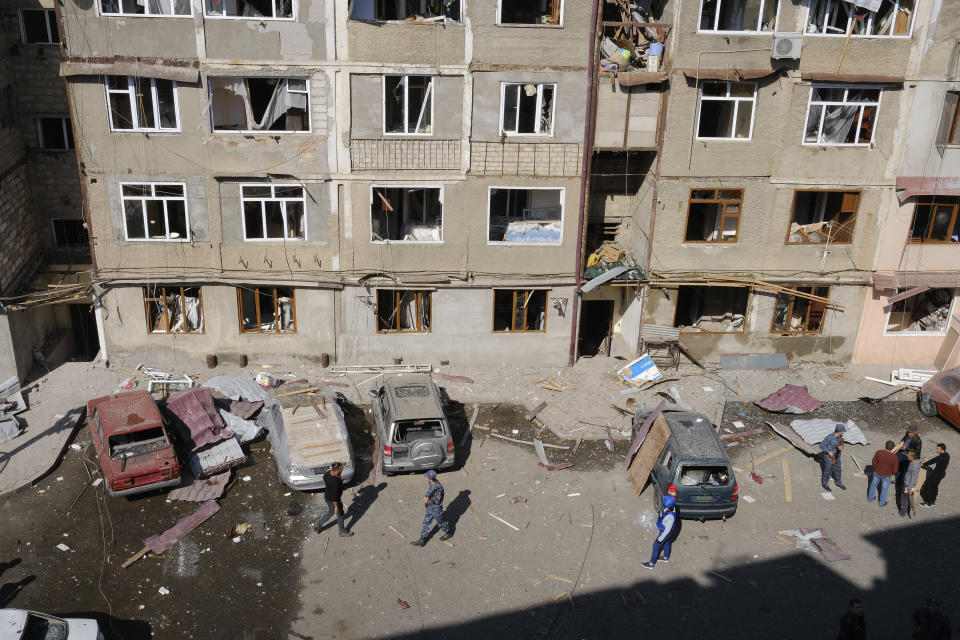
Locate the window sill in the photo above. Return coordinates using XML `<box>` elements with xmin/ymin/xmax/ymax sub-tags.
<box><xmin>213</xmin><ymin>130</ymin><xmax>313</xmax><ymax>135</ymax></box>
<box><xmin>100</xmin><ymin>12</ymin><xmax>193</xmax><ymax>18</ymax></box>
<box><xmin>22</xmin><ymin>41</ymin><xmax>60</xmax><ymax>46</ymax></box>
<box><xmin>906</xmin><ymin>240</ymin><xmax>960</xmax><ymax>245</ymax></box>
<box><xmin>678</xmin><ymin>329</ymin><xmax>745</xmax><ymax>335</ymax></box>
<box><xmin>681</xmin><ymin>240</ymin><xmax>740</xmax><ymax>244</ymax></box>
<box><xmin>492</xmin><ymin>330</ymin><xmax>548</xmax><ymax>334</ymax></box>
<box><xmin>487</xmin><ymin>241</ymin><xmax>564</xmax><ymax>247</ymax></box>
<box><xmin>801</xmin><ymin>142</ymin><xmax>873</xmax><ymax>148</ymax></box>
<box><xmin>205</xmin><ymin>15</ymin><xmax>296</xmax><ymax>21</ymax></box>
<box><xmin>696</xmin><ymin>29</ymin><xmax>773</xmax><ymax>36</ymax></box>
<box><xmin>784</xmin><ymin>241</ymin><xmax>853</xmax><ymax>246</ymax></box>
<box><xmin>696</xmin><ymin>137</ymin><xmax>753</xmax><ymax>142</ymax></box>
<box><xmin>376</xmin><ymin>331</ymin><xmax>431</xmax><ymax>334</ymax></box>
<box><xmin>500</xmin><ymin>133</ymin><xmax>556</xmax><ymax>139</ymax></box>
<box><xmin>243</xmin><ymin>238</ymin><xmax>307</xmax><ymax>242</ymax></box>
<box><xmin>240</xmin><ymin>331</ymin><xmax>298</xmax><ymax>336</ymax></box>
<box><xmin>770</xmin><ymin>332</ymin><xmax>824</xmax><ymax>336</ymax></box>
<box><xmin>125</xmin><ymin>238</ymin><xmax>191</xmax><ymax>243</ymax></box>
<box><xmin>371</xmin><ymin>240</ymin><xmax>443</xmax><ymax>245</ymax></box>
<box><xmin>111</xmin><ymin>129</ymin><xmax>181</xmax><ymax>135</ymax></box>
<box><xmin>349</xmin><ymin>18</ymin><xmax>463</xmax><ymax>26</ymax></box>
<box><xmin>148</xmin><ymin>331</ymin><xmax>205</xmax><ymax>335</ymax></box>
<box><xmin>803</xmin><ymin>32</ymin><xmax>912</xmax><ymax>40</ymax></box>
<box><xmin>382</xmin><ymin>133</ymin><xmax>435</xmax><ymax>138</ymax></box>
<box><xmin>882</xmin><ymin>331</ymin><xmax>949</xmax><ymax>337</ymax></box>
<box><xmin>495</xmin><ymin>23</ymin><xmax>563</xmax><ymax>29</ymax></box>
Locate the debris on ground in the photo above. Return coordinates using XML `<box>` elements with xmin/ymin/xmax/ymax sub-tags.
<box><xmin>488</xmin><ymin>513</ymin><xmax>519</xmax><ymax>531</ymax></box>
<box><xmin>767</xmin><ymin>422</ymin><xmax>820</xmax><ymax>456</ymax></box>
<box><xmin>534</xmin><ymin>439</ymin><xmax>574</xmax><ymax>471</ymax></box>
<box><xmin>755</xmin><ymin>384</ymin><xmax>823</xmax><ymax>414</ymax></box>
<box><xmin>720</xmin><ymin>428</ymin><xmax>765</xmax><ymax>441</ymax></box>
<box><xmin>536</xmin><ymin>377</ymin><xmax>576</xmax><ymax>392</ymax></box>
<box><xmin>137</xmin><ymin>363</ymin><xmax>193</xmax><ymax>395</ymax></box>
<box><xmin>634</xmin><ymin>510</ymin><xmax>658</xmax><ymax>531</ymax></box>
<box><xmin>789</xmin><ymin>418</ymin><xmax>869</xmax><ymax>445</ymax></box>
<box><xmin>204</xmin><ymin>375</ymin><xmax>269</xmax><ymax>402</ymax></box>
<box><xmin>624</xmin><ymin>401</ymin><xmax>665</xmax><ymax>470</ymax></box>
<box><xmin>396</xmin><ymin>598</ymin><xmax>410</xmax><ymax>610</ymax></box>
<box><xmin>615</xmin><ymin>354</ymin><xmax>663</xmax><ymax>388</ymax></box>
<box><xmin>123</xmin><ymin>500</ymin><xmax>221</xmax><ymax>568</ymax></box>
<box><xmin>286</xmin><ymin>503</ymin><xmax>303</xmax><ymax>516</ymax></box>
<box><xmin>778</xmin><ymin>528</ymin><xmax>850</xmax><ymax>562</ymax></box>
<box><xmin>0</xmin><ymin>376</ymin><xmax>27</xmax><ymax>444</ymax></box>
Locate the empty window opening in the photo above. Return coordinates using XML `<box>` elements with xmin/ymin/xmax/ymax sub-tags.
<box><xmin>673</xmin><ymin>286</ymin><xmax>748</xmax><ymax>333</ymax></box>
<box><xmin>678</xmin><ymin>465</ymin><xmax>731</xmax><ymax>486</ymax></box>
<box><xmin>122</xmin><ymin>183</ymin><xmax>189</xmax><ymax>241</ymax></box>
<box><xmin>806</xmin><ymin>0</ymin><xmax>913</xmax><ymax>37</ymax></box>
<box><xmin>493</xmin><ymin>289</ymin><xmax>547</xmax><ymax>332</ymax></box>
<box><xmin>499</xmin><ymin>0</ymin><xmax>562</xmax><ymax>25</ymax></box>
<box><xmin>936</xmin><ymin>92</ymin><xmax>960</xmax><ymax>147</ymax></box>
<box><xmin>787</xmin><ymin>190</ymin><xmax>859</xmax><ymax>244</ymax></box>
<box><xmin>910</xmin><ymin>198</ymin><xmax>960</xmax><ymax>243</ymax></box>
<box><xmin>241</xmin><ymin>184</ymin><xmax>306</xmax><ymax>241</ymax></box>
<box><xmin>804</xmin><ymin>85</ymin><xmax>880</xmax><ymax>146</ymax></box>
<box><xmin>771</xmin><ymin>285</ymin><xmax>830</xmax><ymax>335</ymax></box>
<box><xmin>210</xmin><ymin>77</ymin><xmax>309</xmax><ymax>132</ymax></box>
<box><xmin>370</xmin><ymin>187</ymin><xmax>442</xmax><ymax>242</ymax></box>
<box><xmin>488</xmin><ymin>187</ymin><xmax>563</xmax><ymax>244</ymax></box>
<box><xmin>101</xmin><ymin>0</ymin><xmax>191</xmax><ymax>15</ymax></box>
<box><xmin>350</xmin><ymin>0</ymin><xmax>461</xmax><ymax>21</ymax></box>
<box><xmin>697</xmin><ymin>82</ymin><xmax>756</xmax><ymax>140</ymax></box>
<box><xmin>106</xmin><ymin>76</ymin><xmax>179</xmax><ymax>132</ymax></box>
<box><xmin>384</xmin><ymin>76</ymin><xmax>433</xmax><ymax>135</ymax></box>
<box><xmin>501</xmin><ymin>83</ymin><xmax>556</xmax><ymax>136</ymax></box>
<box><xmin>886</xmin><ymin>288</ymin><xmax>955</xmax><ymax>335</ymax></box>
<box><xmin>205</xmin><ymin>0</ymin><xmax>291</xmax><ymax>18</ymax></box>
<box><xmin>20</xmin><ymin>9</ymin><xmax>59</xmax><ymax>43</ymax></box>
<box><xmin>52</xmin><ymin>219</ymin><xmax>89</xmax><ymax>249</ymax></box>
<box><xmin>143</xmin><ymin>285</ymin><xmax>204</xmax><ymax>333</ymax></box>
<box><xmin>684</xmin><ymin>189</ymin><xmax>743</xmax><ymax>243</ymax></box>
<box><xmin>699</xmin><ymin>0</ymin><xmax>778</xmax><ymax>31</ymax></box>
<box><xmin>37</xmin><ymin>118</ymin><xmax>74</xmax><ymax>151</ymax></box>
<box><xmin>109</xmin><ymin>427</ymin><xmax>169</xmax><ymax>457</ymax></box>
<box><xmin>238</xmin><ymin>286</ymin><xmax>296</xmax><ymax>333</ymax></box>
<box><xmin>376</xmin><ymin>290</ymin><xmax>432</xmax><ymax>333</ymax></box>
<box><xmin>394</xmin><ymin>420</ymin><xmax>444</xmax><ymax>442</ymax></box>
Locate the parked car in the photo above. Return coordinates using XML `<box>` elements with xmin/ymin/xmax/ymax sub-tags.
<box><xmin>917</xmin><ymin>366</ymin><xmax>960</xmax><ymax>430</ymax></box>
<box><xmin>0</xmin><ymin>608</ymin><xmax>103</xmax><ymax>640</ymax></box>
<box><xmin>86</xmin><ymin>391</ymin><xmax>181</xmax><ymax>496</ymax></box>
<box><xmin>369</xmin><ymin>374</ymin><xmax>454</xmax><ymax>476</ymax></box>
<box><xmin>633</xmin><ymin>408</ymin><xmax>738</xmax><ymax>520</ymax></box>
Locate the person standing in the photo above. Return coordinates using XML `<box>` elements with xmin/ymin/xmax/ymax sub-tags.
<box><xmin>868</xmin><ymin>440</ymin><xmax>898</xmax><ymax>507</ymax></box>
<box><xmin>900</xmin><ymin>450</ymin><xmax>921</xmax><ymax>518</ymax></box>
<box><xmin>836</xmin><ymin>598</ymin><xmax>866</xmax><ymax>640</ymax></box>
<box><xmin>820</xmin><ymin>424</ymin><xmax>847</xmax><ymax>491</ymax></box>
<box><xmin>920</xmin><ymin>443</ymin><xmax>949</xmax><ymax>507</ymax></box>
<box><xmin>642</xmin><ymin>495</ymin><xmax>677</xmax><ymax>569</ymax></box>
<box><xmin>913</xmin><ymin>597</ymin><xmax>951</xmax><ymax>639</ymax></box>
<box><xmin>313</xmin><ymin>462</ymin><xmax>354</xmax><ymax>537</ymax></box>
<box><xmin>897</xmin><ymin>427</ymin><xmax>923</xmax><ymax>478</ymax></box>
<box><xmin>411</xmin><ymin>470</ymin><xmax>452</xmax><ymax>547</ymax></box>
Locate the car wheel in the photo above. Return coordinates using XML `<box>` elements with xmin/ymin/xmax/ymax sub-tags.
<box><xmin>917</xmin><ymin>392</ymin><xmax>938</xmax><ymax>418</ymax></box>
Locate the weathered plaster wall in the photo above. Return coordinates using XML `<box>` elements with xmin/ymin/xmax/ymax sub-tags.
<box><xmin>470</xmin><ymin>1</ymin><xmax>591</xmax><ymax>67</ymax></box>
<box><xmin>346</xmin><ymin>21</ymin><xmax>465</xmax><ymax>66</ymax></box>
<box><xmin>852</xmin><ymin>290</ymin><xmax>958</xmax><ymax>366</ymax></box>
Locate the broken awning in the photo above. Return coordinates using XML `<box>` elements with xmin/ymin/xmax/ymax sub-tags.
<box><xmin>680</xmin><ymin>68</ymin><xmax>778</xmax><ymax>82</ymax></box>
<box><xmin>873</xmin><ymin>272</ymin><xmax>960</xmax><ymax>292</ymax></box>
<box><xmin>895</xmin><ymin>176</ymin><xmax>960</xmax><ymax>203</ymax></box>
<box><xmin>60</xmin><ymin>56</ymin><xmax>199</xmax><ymax>83</ymax></box>
<box><xmin>801</xmin><ymin>72</ymin><xmax>903</xmax><ymax>84</ymax></box>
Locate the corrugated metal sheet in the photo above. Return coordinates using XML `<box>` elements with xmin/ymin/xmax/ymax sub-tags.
<box><xmin>167</xmin><ymin>387</ymin><xmax>233</xmax><ymax>450</ymax></box>
<box><xmin>789</xmin><ymin>418</ymin><xmax>869</xmax><ymax>446</ymax></box>
<box><xmin>756</xmin><ymin>384</ymin><xmax>823</xmax><ymax>414</ymax></box>
<box><xmin>167</xmin><ymin>471</ymin><xmax>230</xmax><ymax>502</ymax></box>
<box><xmin>145</xmin><ymin>500</ymin><xmax>220</xmax><ymax>553</ymax></box>
<box><xmin>204</xmin><ymin>375</ymin><xmax>268</xmax><ymax>402</ymax></box>
<box><xmin>189</xmin><ymin>438</ymin><xmax>245</xmax><ymax>477</ymax></box>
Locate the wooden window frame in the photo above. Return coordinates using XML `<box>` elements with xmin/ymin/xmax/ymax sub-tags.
<box><xmin>769</xmin><ymin>285</ymin><xmax>831</xmax><ymax>335</ymax></box>
<box><xmin>492</xmin><ymin>289</ymin><xmax>548</xmax><ymax>333</ymax></box>
<box><xmin>143</xmin><ymin>286</ymin><xmax>204</xmax><ymax>334</ymax></box>
<box><xmin>908</xmin><ymin>199</ymin><xmax>960</xmax><ymax>244</ymax></box>
<box><xmin>682</xmin><ymin>188</ymin><xmax>744</xmax><ymax>244</ymax></box>
<box><xmin>237</xmin><ymin>287</ymin><xmax>297</xmax><ymax>334</ymax></box>
<box><xmin>784</xmin><ymin>189</ymin><xmax>860</xmax><ymax>245</ymax></box>
<box><xmin>376</xmin><ymin>289</ymin><xmax>433</xmax><ymax>334</ymax></box>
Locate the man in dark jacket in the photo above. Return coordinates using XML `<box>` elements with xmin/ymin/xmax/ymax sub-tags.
<box><xmin>913</xmin><ymin>597</ymin><xmax>951</xmax><ymax>639</ymax></box>
<box><xmin>897</xmin><ymin>427</ymin><xmax>922</xmax><ymax>477</ymax></box>
<box><xmin>920</xmin><ymin>443</ymin><xmax>949</xmax><ymax>507</ymax></box>
<box><xmin>313</xmin><ymin>462</ymin><xmax>355</xmax><ymax>537</ymax></box>
<box><xmin>837</xmin><ymin>598</ymin><xmax>866</xmax><ymax>640</ymax></box>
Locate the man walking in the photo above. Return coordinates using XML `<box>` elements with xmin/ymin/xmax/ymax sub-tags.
<box><xmin>900</xmin><ymin>450</ymin><xmax>921</xmax><ymax>518</ymax></box>
<box><xmin>313</xmin><ymin>462</ymin><xmax>354</xmax><ymax>537</ymax></box>
<box><xmin>642</xmin><ymin>495</ymin><xmax>677</xmax><ymax>569</ymax></box>
<box><xmin>820</xmin><ymin>424</ymin><xmax>847</xmax><ymax>491</ymax></box>
<box><xmin>836</xmin><ymin>598</ymin><xmax>866</xmax><ymax>640</ymax></box>
<box><xmin>868</xmin><ymin>440</ymin><xmax>898</xmax><ymax>507</ymax></box>
<box><xmin>920</xmin><ymin>443</ymin><xmax>949</xmax><ymax>507</ymax></box>
<box><xmin>411</xmin><ymin>470</ymin><xmax>452</xmax><ymax>547</ymax></box>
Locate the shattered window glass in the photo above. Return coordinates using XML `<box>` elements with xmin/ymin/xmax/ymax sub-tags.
<box><xmin>210</xmin><ymin>77</ymin><xmax>310</xmax><ymax>132</ymax></box>
<box><xmin>700</xmin><ymin>0</ymin><xmax>779</xmax><ymax>32</ymax></box>
<box><xmin>238</xmin><ymin>287</ymin><xmax>296</xmax><ymax>334</ymax></box>
<box><xmin>493</xmin><ymin>289</ymin><xmax>547</xmax><ymax>332</ymax></box>
<box><xmin>143</xmin><ymin>286</ymin><xmax>204</xmax><ymax>334</ymax></box>
<box><xmin>806</xmin><ymin>0</ymin><xmax>913</xmax><ymax>37</ymax></box>
<box><xmin>376</xmin><ymin>290</ymin><xmax>432</xmax><ymax>332</ymax></box>
<box><xmin>886</xmin><ymin>288</ymin><xmax>955</xmax><ymax>335</ymax></box>
<box><xmin>488</xmin><ymin>188</ymin><xmax>563</xmax><ymax>244</ymax></box>
<box><xmin>804</xmin><ymin>85</ymin><xmax>880</xmax><ymax>146</ymax></box>
<box><xmin>370</xmin><ymin>187</ymin><xmax>443</xmax><ymax>242</ymax></box>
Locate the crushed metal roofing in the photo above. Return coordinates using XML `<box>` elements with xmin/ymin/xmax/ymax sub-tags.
<box><xmin>145</xmin><ymin>500</ymin><xmax>220</xmax><ymax>554</ymax></box>
<box><xmin>167</xmin><ymin>470</ymin><xmax>231</xmax><ymax>502</ymax></box>
<box><xmin>204</xmin><ymin>375</ymin><xmax>268</xmax><ymax>403</ymax></box>
<box><xmin>789</xmin><ymin>418</ymin><xmax>869</xmax><ymax>446</ymax></box>
<box><xmin>166</xmin><ymin>387</ymin><xmax>234</xmax><ymax>451</ymax></box>
<box><xmin>756</xmin><ymin>384</ymin><xmax>823</xmax><ymax>414</ymax></box>
<box><xmin>189</xmin><ymin>438</ymin><xmax>245</xmax><ymax>477</ymax></box>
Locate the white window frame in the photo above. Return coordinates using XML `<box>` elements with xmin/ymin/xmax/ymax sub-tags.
<box><xmin>369</xmin><ymin>184</ymin><xmax>445</xmax><ymax>244</ymax></box>
<box><xmin>382</xmin><ymin>75</ymin><xmax>435</xmax><ymax>137</ymax></box>
<box><xmin>486</xmin><ymin>186</ymin><xmax>565</xmax><ymax>247</ymax></box>
<box><xmin>120</xmin><ymin>182</ymin><xmax>191</xmax><ymax>242</ymax></box>
<box><xmin>697</xmin><ymin>0</ymin><xmax>781</xmax><ymax>34</ymax></box>
<box><xmin>804</xmin><ymin>0</ymin><xmax>914</xmax><ymax>38</ymax></box>
<box><xmin>99</xmin><ymin>0</ymin><xmax>193</xmax><ymax>17</ymax></box>
<box><xmin>204</xmin><ymin>0</ymin><xmax>294</xmax><ymax>20</ymax></box>
<box><xmin>105</xmin><ymin>76</ymin><xmax>181</xmax><ymax>133</ymax></box>
<box><xmin>695</xmin><ymin>82</ymin><xmax>758</xmax><ymax>141</ymax></box>
<box><xmin>883</xmin><ymin>288</ymin><xmax>957</xmax><ymax>337</ymax></box>
<box><xmin>499</xmin><ymin>82</ymin><xmax>557</xmax><ymax>137</ymax></box>
<box><xmin>496</xmin><ymin>0</ymin><xmax>564</xmax><ymax>26</ymax></box>
<box><xmin>208</xmin><ymin>77</ymin><xmax>311</xmax><ymax>134</ymax></box>
<box><xmin>802</xmin><ymin>84</ymin><xmax>882</xmax><ymax>147</ymax></box>
<box><xmin>240</xmin><ymin>183</ymin><xmax>308</xmax><ymax>242</ymax></box>
<box><xmin>36</xmin><ymin>117</ymin><xmax>73</xmax><ymax>151</ymax></box>
<box><xmin>19</xmin><ymin>9</ymin><xmax>59</xmax><ymax>44</ymax></box>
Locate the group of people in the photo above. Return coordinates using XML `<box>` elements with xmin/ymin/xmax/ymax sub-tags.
<box><xmin>837</xmin><ymin>597</ymin><xmax>952</xmax><ymax>640</ymax></box>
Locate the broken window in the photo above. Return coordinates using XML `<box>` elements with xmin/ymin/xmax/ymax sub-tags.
<box><xmin>673</xmin><ymin>286</ymin><xmax>748</xmax><ymax>333</ymax></box>
<box><xmin>684</xmin><ymin>189</ymin><xmax>743</xmax><ymax>243</ymax></box>
<box><xmin>488</xmin><ymin>187</ymin><xmax>563</xmax><ymax>244</ymax></box>
<box><xmin>376</xmin><ymin>290</ymin><xmax>432</xmax><ymax>333</ymax></box>
<box><xmin>210</xmin><ymin>77</ymin><xmax>309</xmax><ymax>132</ymax></box>
<box><xmin>804</xmin><ymin>85</ymin><xmax>880</xmax><ymax>146</ymax></box>
<box><xmin>886</xmin><ymin>288</ymin><xmax>955</xmax><ymax>335</ymax></box>
<box><xmin>806</xmin><ymin>0</ymin><xmax>913</xmax><ymax>37</ymax></box>
<box><xmin>771</xmin><ymin>285</ymin><xmax>830</xmax><ymax>335</ymax></box>
<box><xmin>699</xmin><ymin>0</ymin><xmax>779</xmax><ymax>32</ymax></box>
<box><xmin>238</xmin><ymin>287</ymin><xmax>296</xmax><ymax>334</ymax></box>
<box><xmin>205</xmin><ymin>0</ymin><xmax>291</xmax><ymax>18</ymax></box>
<box><xmin>105</xmin><ymin>76</ymin><xmax>179</xmax><ymax>132</ymax></box>
<box><xmin>350</xmin><ymin>0</ymin><xmax>461</xmax><ymax>22</ymax></box>
<box><xmin>383</xmin><ymin>76</ymin><xmax>433</xmax><ymax>135</ymax></box>
<box><xmin>241</xmin><ymin>184</ymin><xmax>306</xmax><ymax>241</ymax></box>
<box><xmin>493</xmin><ymin>289</ymin><xmax>548</xmax><ymax>332</ymax></box>
<box><xmin>370</xmin><ymin>186</ymin><xmax>442</xmax><ymax>242</ymax></box>
<box><xmin>501</xmin><ymin>83</ymin><xmax>556</xmax><ymax>136</ymax></box>
<box><xmin>37</xmin><ymin>118</ymin><xmax>74</xmax><ymax>151</ymax></box>
<box><xmin>909</xmin><ymin>198</ymin><xmax>960</xmax><ymax>243</ymax></box>
<box><xmin>787</xmin><ymin>190</ymin><xmax>859</xmax><ymax>244</ymax></box>
<box><xmin>936</xmin><ymin>92</ymin><xmax>960</xmax><ymax>147</ymax></box>
<box><xmin>122</xmin><ymin>183</ymin><xmax>189</xmax><ymax>241</ymax></box>
<box><xmin>678</xmin><ymin>465</ymin><xmax>731</xmax><ymax>486</ymax></box>
<box><xmin>394</xmin><ymin>420</ymin><xmax>444</xmax><ymax>442</ymax></box>
<box><xmin>143</xmin><ymin>286</ymin><xmax>204</xmax><ymax>333</ymax></box>
<box><xmin>109</xmin><ymin>427</ymin><xmax>169</xmax><ymax>457</ymax></box>
<box><xmin>697</xmin><ymin>82</ymin><xmax>756</xmax><ymax>140</ymax></box>
<box><xmin>20</xmin><ymin>9</ymin><xmax>59</xmax><ymax>43</ymax></box>
<box><xmin>101</xmin><ymin>0</ymin><xmax>191</xmax><ymax>15</ymax></box>
<box><xmin>498</xmin><ymin>0</ymin><xmax>562</xmax><ymax>25</ymax></box>
<box><xmin>52</xmin><ymin>219</ymin><xmax>89</xmax><ymax>249</ymax></box>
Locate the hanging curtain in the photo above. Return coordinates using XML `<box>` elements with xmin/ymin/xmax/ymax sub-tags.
<box><xmin>820</xmin><ymin>105</ymin><xmax>858</xmax><ymax>144</ymax></box>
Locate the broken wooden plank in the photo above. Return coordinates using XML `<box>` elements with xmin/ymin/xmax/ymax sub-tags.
<box><xmin>121</xmin><ymin>546</ymin><xmax>150</xmax><ymax>569</ymax></box>
<box><xmin>547</xmin><ymin>574</ymin><xmax>574</xmax><ymax>585</ymax></box>
<box><xmin>628</xmin><ymin>416</ymin><xmax>670</xmax><ymax>495</ymax></box>
<box><xmin>525</xmin><ymin>402</ymin><xmax>547</xmax><ymax>421</ymax></box>
<box><xmin>748</xmin><ymin>445</ymin><xmax>794</xmax><ymax>470</ymax></box>
<box><xmin>469</xmin><ymin>505</ymin><xmax>487</xmax><ymax>538</ymax></box>
<box><xmin>388</xmin><ymin>525</ymin><xmax>406</xmax><ymax>539</ymax></box>
<box><xmin>307</xmin><ymin>397</ymin><xmax>326</xmax><ymax>419</ymax></box>
<box><xmin>708</xmin><ymin>570</ymin><xmax>735</xmax><ymax>583</ymax></box>
<box><xmin>883</xmin><ymin>285</ymin><xmax>930</xmax><ymax>309</ymax></box>
<box><xmin>276</xmin><ymin>385</ymin><xmax>325</xmax><ymax>398</ymax></box>
<box><xmin>609</xmin><ymin>403</ymin><xmax>633</xmax><ymax>416</ymax></box>
<box><xmin>624</xmin><ymin>400</ymin><xmax>666</xmax><ymax>470</ymax></box>
<box><xmin>431</xmin><ymin>373</ymin><xmax>475</xmax><ymax>384</ymax></box>
<box><xmin>676</xmin><ymin>341</ymin><xmax>705</xmax><ymax>369</ymax></box>
<box><xmin>782</xmin><ymin>458</ymin><xmax>792</xmax><ymax>503</ymax></box>
<box><xmin>538</xmin><ymin>462</ymin><xmax>574</xmax><ymax>471</ymax></box>
<box><xmin>489</xmin><ymin>433</ymin><xmax>569</xmax><ymax>449</ymax></box>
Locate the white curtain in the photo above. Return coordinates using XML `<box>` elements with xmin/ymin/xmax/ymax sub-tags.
<box><xmin>819</xmin><ymin>105</ymin><xmax>858</xmax><ymax>144</ymax></box>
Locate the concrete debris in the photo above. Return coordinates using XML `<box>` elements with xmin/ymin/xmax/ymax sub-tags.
<box><xmin>668</xmin><ymin>387</ymin><xmax>692</xmax><ymax>411</ymax></box>
<box><xmin>756</xmin><ymin>384</ymin><xmax>823</xmax><ymax>414</ymax></box>
<box><xmin>789</xmin><ymin>418</ymin><xmax>868</xmax><ymax>445</ymax></box>
<box><xmin>56</xmin><ymin>543</ymin><xmax>70</xmax><ymax>552</ymax></box>
<box><xmin>158</xmin><ymin>587</ymin><xmax>170</xmax><ymax>596</ymax></box>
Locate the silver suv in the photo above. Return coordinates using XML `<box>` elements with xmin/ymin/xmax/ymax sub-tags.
<box><xmin>369</xmin><ymin>374</ymin><xmax>454</xmax><ymax>476</ymax></box>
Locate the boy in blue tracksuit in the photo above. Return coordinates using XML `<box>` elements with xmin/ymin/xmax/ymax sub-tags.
<box><xmin>642</xmin><ymin>495</ymin><xmax>677</xmax><ymax>569</ymax></box>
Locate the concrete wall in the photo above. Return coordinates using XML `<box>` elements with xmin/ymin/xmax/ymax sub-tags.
<box><xmin>470</xmin><ymin>70</ymin><xmax>586</xmax><ymax>143</ymax></box>
<box><xmin>470</xmin><ymin>1</ymin><xmax>591</xmax><ymax>67</ymax></box>
<box><xmin>0</xmin><ymin>303</ymin><xmax>69</xmax><ymax>381</ymax></box>
<box><xmin>346</xmin><ymin>20</ymin><xmax>465</xmax><ymax>66</ymax></box>
<box><xmin>351</xmin><ymin>73</ymin><xmax>463</xmax><ymax>139</ymax></box>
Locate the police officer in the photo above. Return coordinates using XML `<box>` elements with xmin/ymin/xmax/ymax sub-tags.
<box><xmin>642</xmin><ymin>495</ymin><xmax>677</xmax><ymax>569</ymax></box>
<box><xmin>411</xmin><ymin>470</ymin><xmax>452</xmax><ymax>547</ymax></box>
<box><xmin>819</xmin><ymin>424</ymin><xmax>847</xmax><ymax>492</ymax></box>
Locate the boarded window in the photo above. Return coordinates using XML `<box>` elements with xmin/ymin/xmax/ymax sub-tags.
<box><xmin>673</xmin><ymin>286</ymin><xmax>748</xmax><ymax>333</ymax></box>
<box><xmin>910</xmin><ymin>198</ymin><xmax>960</xmax><ymax>243</ymax></box>
<box><xmin>376</xmin><ymin>290</ymin><xmax>432</xmax><ymax>333</ymax></box>
<box><xmin>122</xmin><ymin>183</ymin><xmax>189</xmax><ymax>241</ymax></box>
<box><xmin>787</xmin><ymin>190</ymin><xmax>859</xmax><ymax>243</ymax></box>
<box><xmin>684</xmin><ymin>188</ymin><xmax>743</xmax><ymax>243</ymax></box>
<box><xmin>806</xmin><ymin>0</ymin><xmax>914</xmax><ymax>37</ymax></box>
<box><xmin>699</xmin><ymin>0</ymin><xmax>779</xmax><ymax>31</ymax></box>
<box><xmin>106</xmin><ymin>76</ymin><xmax>179</xmax><ymax>132</ymax></box>
<box><xmin>697</xmin><ymin>82</ymin><xmax>756</xmax><ymax>139</ymax></box>
<box><xmin>886</xmin><ymin>288</ymin><xmax>955</xmax><ymax>334</ymax></box>
<box><xmin>205</xmin><ymin>0</ymin><xmax>292</xmax><ymax>18</ymax></box>
<box><xmin>499</xmin><ymin>0</ymin><xmax>561</xmax><ymax>25</ymax></box>
<box><xmin>488</xmin><ymin>188</ymin><xmax>563</xmax><ymax>244</ymax></box>
<box><xmin>37</xmin><ymin>118</ymin><xmax>74</xmax><ymax>151</ymax></box>
<box><xmin>501</xmin><ymin>83</ymin><xmax>556</xmax><ymax>136</ymax></box>
<box><xmin>804</xmin><ymin>85</ymin><xmax>880</xmax><ymax>146</ymax></box>
<box><xmin>20</xmin><ymin>9</ymin><xmax>59</xmax><ymax>43</ymax></box>
<box><xmin>493</xmin><ymin>289</ymin><xmax>547</xmax><ymax>332</ymax></box>
<box><xmin>384</xmin><ymin>76</ymin><xmax>433</xmax><ymax>135</ymax></box>
<box><xmin>370</xmin><ymin>187</ymin><xmax>442</xmax><ymax>242</ymax></box>
<box><xmin>238</xmin><ymin>287</ymin><xmax>296</xmax><ymax>334</ymax></box>
<box><xmin>210</xmin><ymin>77</ymin><xmax>309</xmax><ymax>132</ymax></box>
<box><xmin>771</xmin><ymin>285</ymin><xmax>830</xmax><ymax>335</ymax></box>
<box><xmin>143</xmin><ymin>286</ymin><xmax>204</xmax><ymax>333</ymax></box>
<box><xmin>241</xmin><ymin>184</ymin><xmax>305</xmax><ymax>241</ymax></box>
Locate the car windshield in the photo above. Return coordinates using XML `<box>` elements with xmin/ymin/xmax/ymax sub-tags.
<box><xmin>23</xmin><ymin>614</ymin><xmax>68</xmax><ymax>640</ymax></box>
<box><xmin>677</xmin><ymin>465</ymin><xmax>730</xmax><ymax>487</ymax></box>
<box><xmin>108</xmin><ymin>427</ymin><xmax>168</xmax><ymax>457</ymax></box>
<box><xmin>393</xmin><ymin>420</ymin><xmax>444</xmax><ymax>443</ymax></box>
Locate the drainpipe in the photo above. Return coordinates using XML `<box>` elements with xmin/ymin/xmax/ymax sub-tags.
<box><xmin>568</xmin><ymin>0</ymin><xmax>601</xmax><ymax>366</ymax></box>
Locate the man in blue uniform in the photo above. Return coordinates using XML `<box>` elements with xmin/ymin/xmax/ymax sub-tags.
<box><xmin>642</xmin><ymin>495</ymin><xmax>677</xmax><ymax>569</ymax></box>
<box><xmin>820</xmin><ymin>424</ymin><xmax>847</xmax><ymax>491</ymax></box>
<box><xmin>411</xmin><ymin>470</ymin><xmax>452</xmax><ymax>547</ymax></box>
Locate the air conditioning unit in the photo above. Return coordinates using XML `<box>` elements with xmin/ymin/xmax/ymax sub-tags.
<box><xmin>771</xmin><ymin>33</ymin><xmax>803</xmax><ymax>60</ymax></box>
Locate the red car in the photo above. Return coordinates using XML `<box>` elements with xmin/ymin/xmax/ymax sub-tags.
<box><xmin>918</xmin><ymin>366</ymin><xmax>960</xmax><ymax>430</ymax></box>
<box><xmin>86</xmin><ymin>391</ymin><xmax>181</xmax><ymax>496</ymax></box>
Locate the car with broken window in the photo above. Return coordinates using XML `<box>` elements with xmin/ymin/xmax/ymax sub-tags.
<box><xmin>86</xmin><ymin>391</ymin><xmax>181</xmax><ymax>496</ymax></box>
<box><xmin>1</xmin><ymin>609</ymin><xmax>103</xmax><ymax>640</ymax></box>
<box><xmin>633</xmin><ymin>408</ymin><xmax>738</xmax><ymax>520</ymax></box>
<box><xmin>369</xmin><ymin>374</ymin><xmax>454</xmax><ymax>476</ymax></box>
